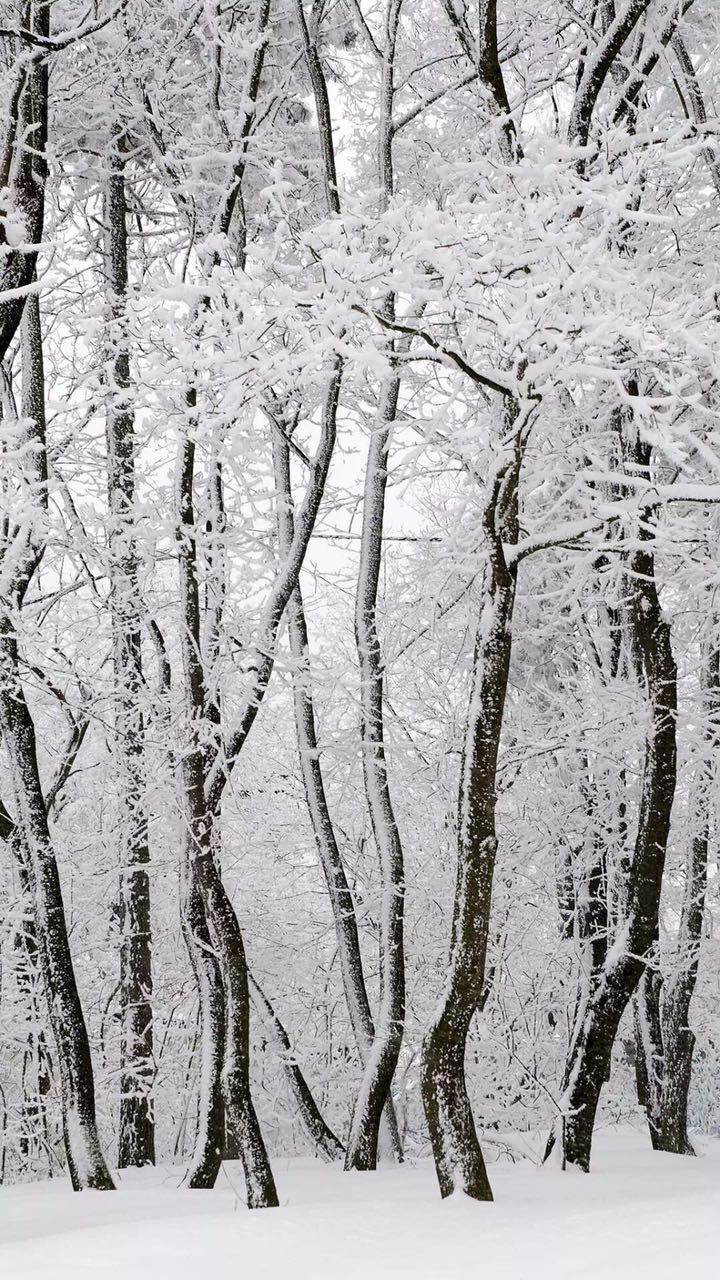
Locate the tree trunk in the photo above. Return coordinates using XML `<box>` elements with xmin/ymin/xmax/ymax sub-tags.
<box><xmin>0</xmin><ymin>638</ymin><xmax>115</xmax><ymax>1190</ymax></box>
<box><xmin>343</xmin><ymin>7</ymin><xmax>409</xmax><ymax>1172</ymax></box>
<box><xmin>272</xmin><ymin>427</ymin><xmax>403</xmax><ymax>1160</ymax></box>
<box><xmin>421</xmin><ymin>425</ymin><xmax>521</xmax><ymax>1200</ymax></box>
<box><xmin>180</xmin><ymin>827</ymin><xmax>226</xmax><ymax>1188</ymax></box>
<box><xmin>634</xmin><ymin>965</ymin><xmax>664</xmax><ymax>1148</ymax></box>
<box><xmin>344</xmin><ymin>372</ymin><xmax>406</xmax><ymax>1172</ymax></box>
<box><xmin>192</xmin><ymin>839</ymin><xmax>279</xmax><ymax>1206</ymax></box>
<box><xmin>635</xmin><ymin>636</ymin><xmax>718</xmax><ymax>1154</ymax></box>
<box><xmin>0</xmin><ymin>283</ymin><xmax>114</xmax><ymax>1191</ymax></box>
<box><xmin>104</xmin><ymin>135</ymin><xmax>155</xmax><ymax>1170</ymax></box>
<box><xmin>177</xmin><ymin>431</ymin><xmax>278</xmax><ymax>1207</ymax></box>
<box><xmin>0</xmin><ymin>2</ymin><xmax>48</xmax><ymax>362</ymax></box>
<box><xmin>654</xmin><ymin>824</ymin><xmax>705</xmax><ymax>1156</ymax></box>
<box><xmin>548</xmin><ymin>502</ymin><xmax>677</xmax><ymax>1171</ymax></box>
<box><xmin>250</xmin><ymin>973</ymin><xmax>344</xmax><ymax>1162</ymax></box>
<box><xmin>150</xmin><ymin>611</ymin><xmax>224</xmax><ymax>1188</ymax></box>
<box><xmin>1</xmin><ymin>810</ymin><xmax>54</xmax><ymax>1175</ymax></box>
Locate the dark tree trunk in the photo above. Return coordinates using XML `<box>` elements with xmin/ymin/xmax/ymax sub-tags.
<box><xmin>655</xmin><ymin>638</ymin><xmax>719</xmax><ymax>1152</ymax></box>
<box><xmin>0</xmin><ymin>2</ymin><xmax>48</xmax><ymax>362</ymax></box>
<box><xmin>177</xmin><ymin>431</ymin><xmax>278</xmax><ymax>1207</ymax></box>
<box><xmin>104</xmin><ymin>136</ymin><xmax>155</xmax><ymax>1170</ymax></box>
<box><xmin>421</xmin><ymin>432</ymin><xmax>521</xmax><ymax>1201</ymax></box>
<box><xmin>151</xmin><ymin>611</ymin><xmax>224</xmax><ymax>1189</ymax></box>
<box><xmin>657</xmin><ymin>969</ymin><xmax>697</xmax><ymax>1156</ymax></box>
<box><xmin>0</xmin><ymin>282</ymin><xmax>114</xmax><ymax>1190</ymax></box>
<box><xmin>635</xmin><ymin>637</ymin><xmax>718</xmax><ymax>1154</ymax></box>
<box><xmin>191</xmin><ymin>839</ymin><xmax>279</xmax><ymax>1206</ymax></box>
<box><xmin>0</xmin><ymin>641</ymin><xmax>114</xmax><ymax>1190</ymax></box>
<box><xmin>1</xmin><ymin>812</ymin><xmax>54</xmax><ymax>1174</ymax></box>
<box><xmin>171</xmin><ymin>6</ymin><xmax>340</xmax><ymax>1199</ymax></box>
<box><xmin>548</xmin><ymin>486</ymin><xmax>677</xmax><ymax>1171</ymax></box>
<box><xmin>180</xmin><ymin>831</ymin><xmax>226</xmax><ymax>1188</ymax></box>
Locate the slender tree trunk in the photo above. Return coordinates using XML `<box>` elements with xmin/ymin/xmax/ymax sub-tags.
<box><xmin>250</xmin><ymin>973</ymin><xmax>344</xmax><ymax>1162</ymax></box>
<box><xmin>344</xmin><ymin>370</ymin><xmax>406</xmax><ymax>1173</ymax></box>
<box><xmin>344</xmin><ymin>0</ymin><xmax>408</xmax><ymax>1175</ymax></box>
<box><xmin>421</xmin><ymin>417</ymin><xmax>523</xmax><ymax>1200</ymax></box>
<box><xmin>179</xmin><ymin>814</ymin><xmax>226</xmax><ymax>1188</ymax></box>
<box><xmin>177</xmin><ymin>430</ymin><xmax>278</xmax><ymax>1207</ymax></box>
<box><xmin>634</xmin><ymin>964</ymin><xmax>664</xmax><ymax>1147</ymax></box>
<box><xmin>149</xmin><ymin>614</ymin><xmax>225</xmax><ymax>1187</ymax></box>
<box><xmin>272</xmin><ymin>428</ymin><xmax>403</xmax><ymax>1160</ymax></box>
<box><xmin>104</xmin><ymin>136</ymin><xmax>155</xmax><ymax>1169</ymax></box>
<box><xmin>1</xmin><ymin>812</ymin><xmax>54</xmax><ymax>1175</ymax></box>
<box><xmin>635</xmin><ymin>634</ymin><xmax>718</xmax><ymax>1154</ymax></box>
<box><xmin>0</xmin><ymin>291</ymin><xmax>114</xmax><ymax>1190</ymax></box>
<box><xmin>567</xmin><ymin>759</ymin><xmax>612</xmax><ymax>1090</ymax></box>
<box><xmin>191</xmin><ymin>837</ymin><xmax>278</xmax><ymax>1206</ymax></box>
<box><xmin>654</xmin><ymin>824</ymin><xmax>707</xmax><ymax>1155</ymax></box>
<box><xmin>548</xmin><ymin>494</ymin><xmax>677</xmax><ymax>1171</ymax></box>
<box><xmin>655</xmin><ymin>636</ymin><xmax>719</xmax><ymax>1152</ymax></box>
<box><xmin>180</xmin><ymin>363</ymin><xmax>340</xmax><ymax>1200</ymax></box>
<box><xmin>0</xmin><ymin>637</ymin><xmax>114</xmax><ymax>1190</ymax></box>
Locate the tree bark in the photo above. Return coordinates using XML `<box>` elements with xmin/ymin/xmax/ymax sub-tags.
<box><xmin>104</xmin><ymin>135</ymin><xmax>155</xmax><ymax>1169</ymax></box>
<box><xmin>176</xmin><ymin>428</ymin><xmax>278</xmax><ymax>1207</ymax></box>
<box><xmin>0</xmin><ymin>289</ymin><xmax>114</xmax><ymax>1190</ymax></box>
<box><xmin>0</xmin><ymin>640</ymin><xmax>114</xmax><ymax>1190</ymax></box>
<box><xmin>0</xmin><ymin>2</ymin><xmax>48</xmax><ymax>362</ymax></box>
<box><xmin>653</xmin><ymin>828</ymin><xmax>706</xmax><ymax>1155</ymax></box>
<box><xmin>343</xmin><ymin>0</ymin><xmax>408</xmax><ymax>1175</ymax></box>
<box><xmin>272</xmin><ymin>426</ymin><xmax>403</xmax><ymax>1160</ymax></box>
<box><xmin>344</xmin><ymin>370</ymin><xmax>406</xmax><ymax>1173</ymax></box>
<box><xmin>179</xmin><ymin>821</ymin><xmax>226</xmax><ymax>1188</ymax></box>
<box><xmin>548</xmin><ymin>475</ymin><xmax>677</xmax><ymax>1171</ymax></box>
<box><xmin>421</xmin><ymin>415</ymin><xmax>523</xmax><ymax>1200</ymax></box>
<box><xmin>1</xmin><ymin>808</ymin><xmax>53</xmax><ymax>1174</ymax></box>
<box><xmin>634</xmin><ymin>634</ymin><xmax>718</xmax><ymax>1154</ymax></box>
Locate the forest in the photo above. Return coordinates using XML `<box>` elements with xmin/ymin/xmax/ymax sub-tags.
<box><xmin>1</xmin><ymin>1</ymin><xmax>719</xmax><ymax>1275</ymax></box>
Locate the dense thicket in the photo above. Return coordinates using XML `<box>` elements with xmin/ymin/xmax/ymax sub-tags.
<box><xmin>1</xmin><ymin>0</ymin><xmax>719</xmax><ymax>1201</ymax></box>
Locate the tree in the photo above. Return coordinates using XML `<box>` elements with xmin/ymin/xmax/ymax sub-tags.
<box><xmin>104</xmin><ymin>130</ymin><xmax>155</xmax><ymax>1170</ymax></box>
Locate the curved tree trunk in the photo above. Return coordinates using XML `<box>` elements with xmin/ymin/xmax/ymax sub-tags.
<box><xmin>655</xmin><ymin>636</ymin><xmax>718</xmax><ymax>1153</ymax></box>
<box><xmin>176</xmin><ymin>424</ymin><xmax>277</xmax><ymax>1206</ymax></box>
<box><xmin>180</xmin><ymin>838</ymin><xmax>226</xmax><ymax>1189</ymax></box>
<box><xmin>272</xmin><ymin>427</ymin><xmax>403</xmax><ymax>1160</ymax></box>
<box><xmin>0</xmin><ymin>282</ymin><xmax>114</xmax><ymax>1190</ymax></box>
<box><xmin>344</xmin><ymin>373</ymin><xmax>406</xmax><ymax>1173</ymax></box>
<box><xmin>548</xmin><ymin>490</ymin><xmax>677</xmax><ymax>1171</ymax></box>
<box><xmin>192</xmin><ymin>845</ymin><xmax>278</xmax><ymax>1206</ymax></box>
<box><xmin>421</xmin><ymin>416</ymin><xmax>522</xmax><ymax>1200</ymax></box>
<box><xmin>250</xmin><ymin>974</ymin><xmax>344</xmax><ymax>1162</ymax></box>
<box><xmin>344</xmin><ymin>0</ymin><xmax>408</xmax><ymax>1175</ymax></box>
<box><xmin>0</xmin><ymin>639</ymin><xmax>115</xmax><ymax>1190</ymax></box>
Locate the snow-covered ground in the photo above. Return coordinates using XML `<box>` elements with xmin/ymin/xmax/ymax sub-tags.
<box><xmin>1</xmin><ymin>1129</ymin><xmax>718</xmax><ymax>1279</ymax></box>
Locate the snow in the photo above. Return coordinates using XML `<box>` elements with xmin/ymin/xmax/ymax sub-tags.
<box><xmin>2</xmin><ymin>1129</ymin><xmax>718</xmax><ymax>1279</ymax></box>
